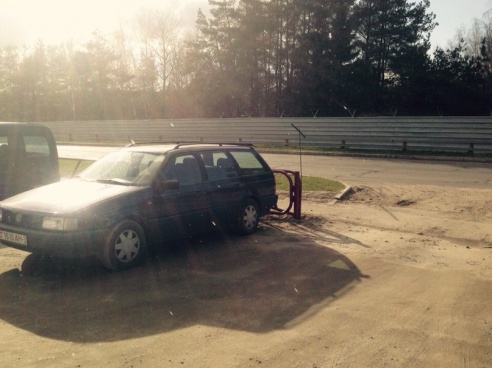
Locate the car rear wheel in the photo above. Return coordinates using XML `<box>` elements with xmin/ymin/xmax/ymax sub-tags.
<box><xmin>236</xmin><ymin>199</ymin><xmax>259</xmax><ymax>235</ymax></box>
<box><xmin>98</xmin><ymin>220</ymin><xmax>146</xmax><ymax>271</ymax></box>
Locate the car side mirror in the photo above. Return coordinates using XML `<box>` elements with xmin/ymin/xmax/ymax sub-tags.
<box><xmin>161</xmin><ymin>179</ymin><xmax>180</xmax><ymax>190</ymax></box>
<box><xmin>154</xmin><ymin>179</ymin><xmax>179</xmax><ymax>195</ymax></box>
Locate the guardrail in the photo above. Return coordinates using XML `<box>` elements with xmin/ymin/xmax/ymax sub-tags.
<box><xmin>44</xmin><ymin>117</ymin><xmax>492</xmax><ymax>154</ymax></box>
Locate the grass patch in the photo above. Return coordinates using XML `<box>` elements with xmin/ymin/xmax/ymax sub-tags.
<box><xmin>275</xmin><ymin>173</ymin><xmax>345</xmax><ymax>192</ymax></box>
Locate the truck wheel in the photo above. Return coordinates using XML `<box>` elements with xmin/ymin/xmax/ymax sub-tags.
<box><xmin>98</xmin><ymin>220</ymin><xmax>146</xmax><ymax>271</ymax></box>
<box><xmin>236</xmin><ymin>199</ymin><xmax>259</xmax><ymax>235</ymax></box>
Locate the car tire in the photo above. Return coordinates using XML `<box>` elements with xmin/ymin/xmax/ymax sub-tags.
<box><xmin>98</xmin><ymin>220</ymin><xmax>146</xmax><ymax>271</ymax></box>
<box><xmin>236</xmin><ymin>199</ymin><xmax>259</xmax><ymax>235</ymax></box>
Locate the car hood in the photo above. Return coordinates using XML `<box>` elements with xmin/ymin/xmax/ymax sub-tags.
<box><xmin>0</xmin><ymin>179</ymin><xmax>147</xmax><ymax>214</ymax></box>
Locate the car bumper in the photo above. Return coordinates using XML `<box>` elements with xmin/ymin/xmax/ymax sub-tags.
<box><xmin>0</xmin><ymin>223</ymin><xmax>109</xmax><ymax>258</ymax></box>
<box><xmin>259</xmin><ymin>194</ymin><xmax>278</xmax><ymax>216</ymax></box>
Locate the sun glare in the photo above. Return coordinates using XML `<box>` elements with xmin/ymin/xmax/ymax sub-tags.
<box><xmin>1</xmin><ymin>0</ymin><xmax>205</xmax><ymax>47</ymax></box>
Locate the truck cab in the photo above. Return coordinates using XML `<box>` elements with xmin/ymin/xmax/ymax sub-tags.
<box><xmin>0</xmin><ymin>122</ymin><xmax>59</xmax><ymax>200</ymax></box>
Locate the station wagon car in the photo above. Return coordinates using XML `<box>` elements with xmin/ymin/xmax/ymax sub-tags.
<box><xmin>0</xmin><ymin>143</ymin><xmax>277</xmax><ymax>270</ymax></box>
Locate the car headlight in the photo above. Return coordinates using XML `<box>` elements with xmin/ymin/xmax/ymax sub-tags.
<box><xmin>42</xmin><ymin>217</ymin><xmax>78</xmax><ymax>231</ymax></box>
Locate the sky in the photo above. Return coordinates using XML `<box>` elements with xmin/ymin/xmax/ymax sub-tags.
<box><xmin>0</xmin><ymin>0</ymin><xmax>491</xmax><ymax>49</ymax></box>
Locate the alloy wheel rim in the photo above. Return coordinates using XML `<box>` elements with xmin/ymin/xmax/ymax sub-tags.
<box><xmin>114</xmin><ymin>229</ymin><xmax>140</xmax><ymax>262</ymax></box>
<box><xmin>243</xmin><ymin>205</ymin><xmax>258</xmax><ymax>229</ymax></box>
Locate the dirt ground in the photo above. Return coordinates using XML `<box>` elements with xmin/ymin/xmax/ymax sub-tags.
<box><xmin>0</xmin><ymin>183</ymin><xmax>490</xmax><ymax>367</ymax></box>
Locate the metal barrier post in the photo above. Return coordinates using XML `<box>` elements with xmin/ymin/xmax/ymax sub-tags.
<box><xmin>293</xmin><ymin>171</ymin><xmax>302</xmax><ymax>220</ymax></box>
<box><xmin>270</xmin><ymin>170</ymin><xmax>302</xmax><ymax>220</ymax></box>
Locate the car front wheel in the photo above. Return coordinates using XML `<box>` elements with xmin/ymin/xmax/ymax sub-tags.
<box><xmin>98</xmin><ymin>220</ymin><xmax>146</xmax><ymax>271</ymax></box>
<box><xmin>236</xmin><ymin>199</ymin><xmax>259</xmax><ymax>235</ymax></box>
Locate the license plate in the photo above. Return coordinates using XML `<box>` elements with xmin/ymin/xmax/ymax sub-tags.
<box><xmin>0</xmin><ymin>230</ymin><xmax>28</xmax><ymax>246</ymax></box>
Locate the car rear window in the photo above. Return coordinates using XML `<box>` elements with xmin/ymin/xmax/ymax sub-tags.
<box><xmin>229</xmin><ymin>150</ymin><xmax>268</xmax><ymax>174</ymax></box>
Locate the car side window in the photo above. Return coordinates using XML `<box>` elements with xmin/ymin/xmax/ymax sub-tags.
<box><xmin>21</xmin><ymin>135</ymin><xmax>56</xmax><ymax>179</ymax></box>
<box><xmin>200</xmin><ymin>151</ymin><xmax>237</xmax><ymax>182</ymax></box>
<box><xmin>162</xmin><ymin>154</ymin><xmax>202</xmax><ymax>186</ymax></box>
<box><xmin>23</xmin><ymin>135</ymin><xmax>50</xmax><ymax>157</ymax></box>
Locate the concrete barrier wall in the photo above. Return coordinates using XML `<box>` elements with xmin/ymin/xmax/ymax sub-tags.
<box><xmin>43</xmin><ymin>117</ymin><xmax>492</xmax><ymax>153</ymax></box>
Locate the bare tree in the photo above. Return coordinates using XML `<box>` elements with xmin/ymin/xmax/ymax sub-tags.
<box><xmin>0</xmin><ymin>46</ymin><xmax>20</xmax><ymax>120</ymax></box>
<box><xmin>133</xmin><ymin>9</ymin><xmax>182</xmax><ymax>118</ymax></box>
<box><xmin>112</xmin><ymin>24</ymin><xmax>137</xmax><ymax>119</ymax></box>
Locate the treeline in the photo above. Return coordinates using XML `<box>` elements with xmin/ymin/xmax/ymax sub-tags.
<box><xmin>1</xmin><ymin>0</ymin><xmax>492</xmax><ymax>121</ymax></box>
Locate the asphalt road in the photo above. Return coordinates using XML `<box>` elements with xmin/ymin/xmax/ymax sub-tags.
<box><xmin>58</xmin><ymin>145</ymin><xmax>492</xmax><ymax>189</ymax></box>
<box><xmin>263</xmin><ymin>153</ymin><xmax>492</xmax><ymax>188</ymax></box>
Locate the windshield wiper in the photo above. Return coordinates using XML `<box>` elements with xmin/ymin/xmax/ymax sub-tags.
<box><xmin>96</xmin><ymin>178</ymin><xmax>132</xmax><ymax>186</ymax></box>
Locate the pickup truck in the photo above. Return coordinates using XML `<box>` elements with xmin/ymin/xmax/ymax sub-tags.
<box><xmin>0</xmin><ymin>122</ymin><xmax>60</xmax><ymax>200</ymax></box>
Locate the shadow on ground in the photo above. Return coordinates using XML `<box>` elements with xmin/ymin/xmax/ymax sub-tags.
<box><xmin>0</xmin><ymin>223</ymin><xmax>365</xmax><ymax>343</ymax></box>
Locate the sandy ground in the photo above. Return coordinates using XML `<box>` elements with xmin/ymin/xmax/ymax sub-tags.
<box><xmin>0</xmin><ymin>183</ymin><xmax>490</xmax><ymax>367</ymax></box>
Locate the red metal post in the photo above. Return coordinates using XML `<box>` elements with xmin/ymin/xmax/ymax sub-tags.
<box><xmin>293</xmin><ymin>171</ymin><xmax>302</xmax><ymax>220</ymax></box>
<box><xmin>271</xmin><ymin>170</ymin><xmax>302</xmax><ymax>220</ymax></box>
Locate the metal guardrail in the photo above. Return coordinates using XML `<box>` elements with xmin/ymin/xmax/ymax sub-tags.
<box><xmin>44</xmin><ymin>117</ymin><xmax>492</xmax><ymax>154</ymax></box>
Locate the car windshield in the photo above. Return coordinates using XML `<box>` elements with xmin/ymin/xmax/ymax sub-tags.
<box><xmin>79</xmin><ymin>150</ymin><xmax>165</xmax><ymax>186</ymax></box>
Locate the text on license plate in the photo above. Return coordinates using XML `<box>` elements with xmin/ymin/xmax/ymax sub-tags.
<box><xmin>0</xmin><ymin>230</ymin><xmax>28</xmax><ymax>246</ymax></box>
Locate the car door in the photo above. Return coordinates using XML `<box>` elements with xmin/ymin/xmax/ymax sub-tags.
<box><xmin>200</xmin><ymin>151</ymin><xmax>246</xmax><ymax>225</ymax></box>
<box><xmin>20</xmin><ymin>132</ymin><xmax>60</xmax><ymax>190</ymax></box>
<box><xmin>0</xmin><ymin>124</ymin><xmax>59</xmax><ymax>200</ymax></box>
<box><xmin>0</xmin><ymin>129</ymin><xmax>10</xmax><ymax>199</ymax></box>
<box><xmin>151</xmin><ymin>153</ymin><xmax>210</xmax><ymax>238</ymax></box>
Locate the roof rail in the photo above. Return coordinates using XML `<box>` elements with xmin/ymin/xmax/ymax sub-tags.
<box><xmin>173</xmin><ymin>142</ymin><xmax>254</xmax><ymax>149</ymax></box>
<box><xmin>124</xmin><ymin>141</ymin><xmax>254</xmax><ymax>149</ymax></box>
